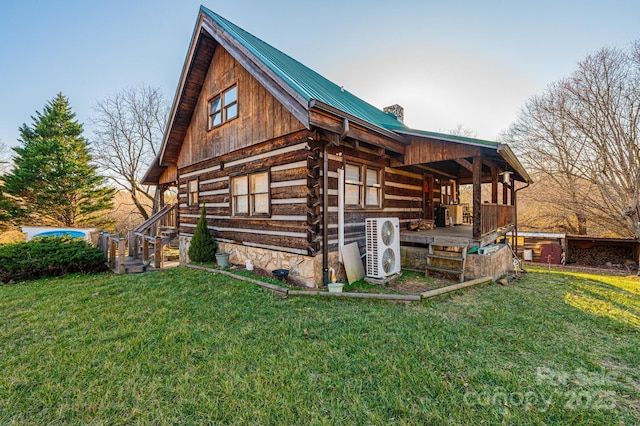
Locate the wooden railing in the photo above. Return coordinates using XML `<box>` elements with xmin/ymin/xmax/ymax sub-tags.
<box><xmin>132</xmin><ymin>204</ymin><xmax>176</xmax><ymax>235</ymax></box>
<box><xmin>97</xmin><ymin>232</ymin><xmax>126</xmax><ymax>274</ymax></box>
<box><xmin>481</xmin><ymin>204</ymin><xmax>514</xmax><ymax>236</ymax></box>
<box><xmin>137</xmin><ymin>234</ymin><xmax>170</xmax><ymax>269</ymax></box>
<box><xmin>129</xmin><ymin>204</ymin><xmax>176</xmax><ymax>258</ymax></box>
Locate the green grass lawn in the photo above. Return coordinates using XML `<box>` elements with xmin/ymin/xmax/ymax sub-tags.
<box><xmin>0</xmin><ymin>268</ymin><xmax>638</xmax><ymax>425</ymax></box>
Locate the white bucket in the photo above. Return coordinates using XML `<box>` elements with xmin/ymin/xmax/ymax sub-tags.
<box><xmin>328</xmin><ymin>283</ymin><xmax>344</xmax><ymax>293</ymax></box>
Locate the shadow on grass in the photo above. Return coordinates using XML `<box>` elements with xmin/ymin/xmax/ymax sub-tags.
<box><xmin>546</xmin><ymin>269</ymin><xmax>640</xmax><ymax>329</ymax></box>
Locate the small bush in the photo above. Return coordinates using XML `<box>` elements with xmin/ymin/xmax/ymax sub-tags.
<box><xmin>0</xmin><ymin>236</ymin><xmax>108</xmax><ymax>283</ymax></box>
<box><xmin>188</xmin><ymin>204</ymin><xmax>218</xmax><ymax>263</ymax></box>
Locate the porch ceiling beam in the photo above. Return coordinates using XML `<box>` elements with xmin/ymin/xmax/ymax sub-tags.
<box><xmin>482</xmin><ymin>158</ymin><xmax>499</xmax><ymax>170</ymax></box>
<box><xmin>455</xmin><ymin>158</ymin><xmax>473</xmax><ymax>172</ymax></box>
<box><xmin>414</xmin><ymin>164</ymin><xmax>457</xmax><ymax>179</ymax></box>
<box><xmin>458</xmin><ymin>176</ymin><xmax>500</xmax><ymax>185</ymax></box>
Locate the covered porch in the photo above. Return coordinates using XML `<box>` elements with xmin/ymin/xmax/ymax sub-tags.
<box><xmin>395</xmin><ymin>129</ymin><xmax>531</xmax><ymax>249</ymax></box>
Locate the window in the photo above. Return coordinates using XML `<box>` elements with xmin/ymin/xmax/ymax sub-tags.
<box><xmin>345</xmin><ymin>164</ymin><xmax>361</xmax><ymax>206</ymax></box>
<box><xmin>232</xmin><ymin>175</ymin><xmax>248</xmax><ymax>214</ymax></box>
<box><xmin>188</xmin><ymin>179</ymin><xmax>199</xmax><ymax>206</ymax></box>
<box><xmin>208</xmin><ymin>84</ymin><xmax>238</xmax><ymax>129</ymax></box>
<box><xmin>345</xmin><ymin>163</ymin><xmax>382</xmax><ymax>208</ymax></box>
<box><xmin>231</xmin><ymin>170</ymin><xmax>270</xmax><ymax>216</ymax></box>
<box><xmin>365</xmin><ymin>167</ymin><xmax>381</xmax><ymax>207</ymax></box>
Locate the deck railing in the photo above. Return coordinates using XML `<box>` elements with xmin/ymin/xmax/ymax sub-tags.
<box><xmin>481</xmin><ymin>204</ymin><xmax>514</xmax><ymax>236</ymax></box>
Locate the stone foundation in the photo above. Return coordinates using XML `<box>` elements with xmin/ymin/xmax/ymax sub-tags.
<box><xmin>179</xmin><ymin>235</ymin><xmax>329</xmax><ymax>287</ymax></box>
<box><xmin>401</xmin><ymin>244</ymin><xmax>513</xmax><ymax>281</ymax></box>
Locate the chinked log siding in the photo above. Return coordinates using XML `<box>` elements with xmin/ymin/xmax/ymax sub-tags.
<box><xmin>177</xmin><ymin>130</ymin><xmax>313</xmax><ymax>255</ymax></box>
<box><xmin>308</xmin><ymin>139</ymin><xmax>423</xmax><ymax>254</ymax></box>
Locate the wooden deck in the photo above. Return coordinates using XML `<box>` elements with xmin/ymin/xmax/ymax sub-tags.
<box><xmin>400</xmin><ymin>224</ymin><xmax>512</xmax><ymax>247</ymax></box>
<box><xmin>401</xmin><ymin>225</ymin><xmax>472</xmax><ymax>245</ymax></box>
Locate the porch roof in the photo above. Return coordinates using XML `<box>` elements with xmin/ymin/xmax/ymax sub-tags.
<box><xmin>398</xmin><ymin>129</ymin><xmax>532</xmax><ymax>184</ymax></box>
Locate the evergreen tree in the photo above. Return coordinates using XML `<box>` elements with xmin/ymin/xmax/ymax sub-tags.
<box><xmin>188</xmin><ymin>204</ymin><xmax>218</xmax><ymax>263</ymax></box>
<box><xmin>2</xmin><ymin>93</ymin><xmax>114</xmax><ymax>226</ymax></box>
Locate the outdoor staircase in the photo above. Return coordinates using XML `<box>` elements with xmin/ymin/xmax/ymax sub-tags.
<box><xmin>127</xmin><ymin>204</ymin><xmax>177</xmax><ymax>264</ymax></box>
<box><xmin>132</xmin><ymin>204</ymin><xmax>175</xmax><ymax>235</ymax></box>
<box><xmin>425</xmin><ymin>240</ymin><xmax>469</xmax><ymax>283</ymax></box>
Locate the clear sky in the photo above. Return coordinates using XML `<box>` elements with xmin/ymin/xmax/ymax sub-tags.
<box><xmin>1</xmin><ymin>0</ymin><xmax>638</xmax><ymax>150</ymax></box>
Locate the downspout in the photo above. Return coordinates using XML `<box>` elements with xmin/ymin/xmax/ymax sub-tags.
<box><xmin>513</xmin><ymin>180</ymin><xmax>531</xmax><ymax>256</ymax></box>
<box><xmin>338</xmin><ymin>167</ymin><xmax>345</xmax><ymax>263</ymax></box>
<box><xmin>322</xmin><ymin>140</ymin><xmax>329</xmax><ymax>286</ymax></box>
<box><xmin>322</xmin><ymin>119</ymin><xmax>349</xmax><ymax>286</ymax></box>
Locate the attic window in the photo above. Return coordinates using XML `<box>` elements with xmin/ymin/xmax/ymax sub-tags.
<box><xmin>208</xmin><ymin>84</ymin><xmax>238</xmax><ymax>129</ymax></box>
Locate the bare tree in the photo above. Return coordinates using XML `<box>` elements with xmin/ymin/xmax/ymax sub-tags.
<box><xmin>444</xmin><ymin>124</ymin><xmax>477</xmax><ymax>138</ymax></box>
<box><xmin>91</xmin><ymin>85</ymin><xmax>168</xmax><ymax>221</ymax></box>
<box><xmin>504</xmin><ymin>41</ymin><xmax>640</xmax><ymax>240</ymax></box>
<box><xmin>0</xmin><ymin>141</ymin><xmax>10</xmax><ymax>174</ymax></box>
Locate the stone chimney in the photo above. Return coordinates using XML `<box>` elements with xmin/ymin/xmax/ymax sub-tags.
<box><xmin>383</xmin><ymin>104</ymin><xmax>404</xmax><ymax>123</ymax></box>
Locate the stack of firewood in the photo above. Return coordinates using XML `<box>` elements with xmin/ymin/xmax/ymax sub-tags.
<box><xmin>569</xmin><ymin>246</ymin><xmax>635</xmax><ymax>269</ymax></box>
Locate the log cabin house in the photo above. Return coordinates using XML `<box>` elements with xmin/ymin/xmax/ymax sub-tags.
<box><xmin>142</xmin><ymin>6</ymin><xmax>532</xmax><ymax>286</ymax></box>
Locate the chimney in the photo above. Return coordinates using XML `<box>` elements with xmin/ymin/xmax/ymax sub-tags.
<box><xmin>383</xmin><ymin>104</ymin><xmax>404</xmax><ymax>123</ymax></box>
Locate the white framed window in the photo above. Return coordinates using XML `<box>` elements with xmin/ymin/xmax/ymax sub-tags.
<box><xmin>344</xmin><ymin>163</ymin><xmax>383</xmax><ymax>209</ymax></box>
<box><xmin>232</xmin><ymin>175</ymin><xmax>248</xmax><ymax>215</ymax></box>
<box><xmin>231</xmin><ymin>170</ymin><xmax>270</xmax><ymax>216</ymax></box>
<box><xmin>208</xmin><ymin>84</ymin><xmax>238</xmax><ymax>130</ymax></box>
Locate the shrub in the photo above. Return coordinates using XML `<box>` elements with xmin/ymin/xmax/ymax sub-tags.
<box><xmin>0</xmin><ymin>236</ymin><xmax>108</xmax><ymax>283</ymax></box>
<box><xmin>188</xmin><ymin>204</ymin><xmax>218</xmax><ymax>263</ymax></box>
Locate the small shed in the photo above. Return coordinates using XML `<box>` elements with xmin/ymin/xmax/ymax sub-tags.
<box><xmin>507</xmin><ymin>231</ymin><xmax>565</xmax><ymax>263</ymax></box>
<box><xmin>565</xmin><ymin>235</ymin><xmax>639</xmax><ymax>267</ymax></box>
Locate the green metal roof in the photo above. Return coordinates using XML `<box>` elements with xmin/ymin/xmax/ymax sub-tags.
<box><xmin>201</xmin><ymin>6</ymin><xmax>408</xmax><ymax>133</ymax></box>
<box><xmin>395</xmin><ymin>128</ymin><xmax>499</xmax><ymax>148</ymax></box>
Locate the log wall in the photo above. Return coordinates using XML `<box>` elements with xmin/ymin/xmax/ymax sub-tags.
<box><xmin>178</xmin><ymin>130</ymin><xmax>313</xmax><ymax>255</ymax></box>
<box><xmin>319</xmin><ymin>141</ymin><xmax>424</xmax><ymax>254</ymax></box>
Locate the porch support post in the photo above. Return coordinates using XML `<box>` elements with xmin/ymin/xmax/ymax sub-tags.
<box><xmin>491</xmin><ymin>167</ymin><xmax>498</xmax><ymax>204</ymax></box>
<box><xmin>502</xmin><ymin>182</ymin><xmax>508</xmax><ymax>205</ymax></box>
<box><xmin>472</xmin><ymin>156</ymin><xmax>482</xmax><ymax>240</ymax></box>
<box><xmin>510</xmin><ymin>182</ymin><xmax>515</xmax><ymax>206</ymax></box>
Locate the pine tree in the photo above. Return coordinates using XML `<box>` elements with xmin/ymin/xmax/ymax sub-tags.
<box><xmin>2</xmin><ymin>93</ymin><xmax>114</xmax><ymax>226</ymax></box>
<box><xmin>188</xmin><ymin>204</ymin><xmax>218</xmax><ymax>263</ymax></box>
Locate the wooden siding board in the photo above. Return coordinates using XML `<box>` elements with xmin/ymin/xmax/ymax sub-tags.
<box><xmin>177</xmin><ymin>46</ymin><xmax>305</xmax><ymax>168</ymax></box>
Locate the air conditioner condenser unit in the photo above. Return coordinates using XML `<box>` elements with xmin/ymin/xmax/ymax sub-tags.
<box><xmin>366</xmin><ymin>217</ymin><xmax>401</xmax><ymax>278</ymax></box>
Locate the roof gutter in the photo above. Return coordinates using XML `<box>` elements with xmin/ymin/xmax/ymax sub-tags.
<box><xmin>308</xmin><ymin>99</ymin><xmax>406</xmax><ymax>143</ymax></box>
<box><xmin>497</xmin><ymin>144</ymin><xmax>533</xmax><ymax>183</ymax></box>
<box><xmin>394</xmin><ymin>129</ymin><xmax>499</xmax><ymax>150</ymax></box>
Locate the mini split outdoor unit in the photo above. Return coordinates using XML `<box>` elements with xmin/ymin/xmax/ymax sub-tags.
<box><xmin>366</xmin><ymin>217</ymin><xmax>401</xmax><ymax>278</ymax></box>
